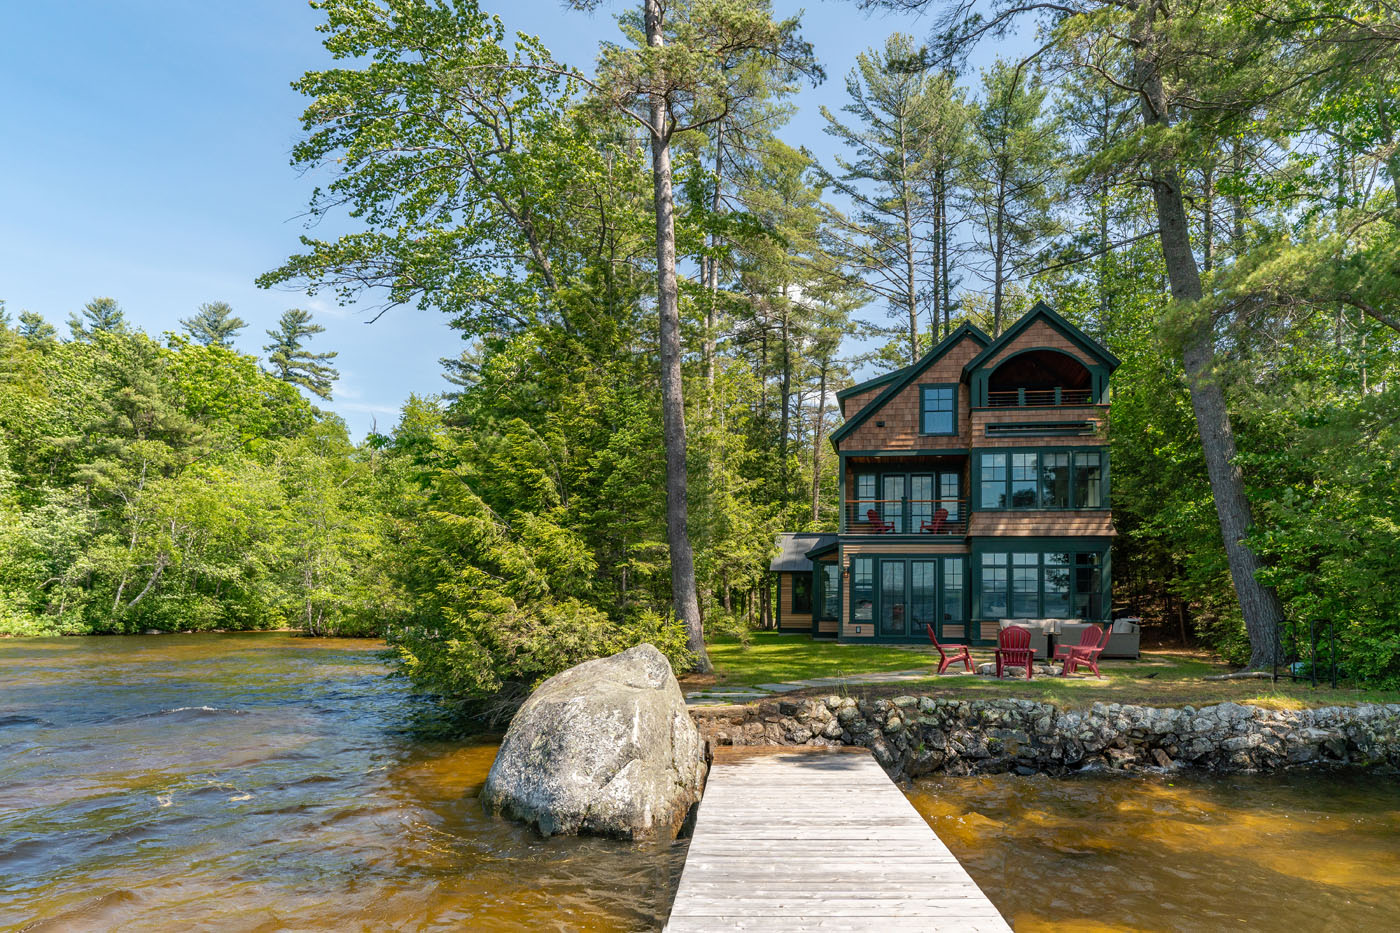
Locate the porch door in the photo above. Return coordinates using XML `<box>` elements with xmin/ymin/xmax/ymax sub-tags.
<box><xmin>910</xmin><ymin>560</ymin><xmax>937</xmax><ymax>638</ymax></box>
<box><xmin>879</xmin><ymin>561</ymin><xmax>907</xmax><ymax>637</ymax></box>
<box><xmin>938</xmin><ymin>471</ymin><xmax>960</xmax><ymax>523</ymax></box>
<box><xmin>938</xmin><ymin>556</ymin><xmax>967</xmax><ymax>640</ymax></box>
<box><xmin>881</xmin><ymin>475</ymin><xmax>906</xmax><ymax>533</ymax></box>
<box><xmin>909</xmin><ymin>475</ymin><xmax>933</xmax><ymax>532</ymax></box>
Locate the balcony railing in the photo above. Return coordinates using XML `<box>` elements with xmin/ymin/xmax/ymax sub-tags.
<box><xmin>987</xmin><ymin>388</ymin><xmax>1094</xmax><ymax>408</ymax></box>
<box><xmin>845</xmin><ymin>499</ymin><xmax>967</xmax><ymax>535</ymax></box>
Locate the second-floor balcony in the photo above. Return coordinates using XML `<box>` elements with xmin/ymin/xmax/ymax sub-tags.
<box><xmin>987</xmin><ymin>387</ymin><xmax>1094</xmax><ymax>408</ymax></box>
<box><xmin>845</xmin><ymin>498</ymin><xmax>967</xmax><ymax>536</ymax></box>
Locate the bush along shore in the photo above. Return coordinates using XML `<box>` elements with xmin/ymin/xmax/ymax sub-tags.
<box><xmin>690</xmin><ymin>697</ymin><xmax>1400</xmax><ymax>780</ymax></box>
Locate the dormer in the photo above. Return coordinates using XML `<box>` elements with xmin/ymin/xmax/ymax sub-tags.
<box><xmin>964</xmin><ymin>302</ymin><xmax>1120</xmax><ymax>409</ymax></box>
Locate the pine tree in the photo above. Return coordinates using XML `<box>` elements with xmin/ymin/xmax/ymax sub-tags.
<box><xmin>17</xmin><ymin>311</ymin><xmax>57</xmax><ymax>343</ymax></box>
<box><xmin>180</xmin><ymin>301</ymin><xmax>248</xmax><ymax>348</ymax></box>
<box><xmin>67</xmin><ymin>297</ymin><xmax>127</xmax><ymax>341</ymax></box>
<box><xmin>263</xmin><ymin>309</ymin><xmax>339</xmax><ymax>400</ymax></box>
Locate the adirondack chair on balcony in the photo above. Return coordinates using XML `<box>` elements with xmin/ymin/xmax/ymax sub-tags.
<box><xmin>864</xmin><ymin>508</ymin><xmax>895</xmax><ymax>534</ymax></box>
<box><xmin>995</xmin><ymin>625</ymin><xmax>1035</xmax><ymax>680</ymax></box>
<box><xmin>1057</xmin><ymin>624</ymin><xmax>1111</xmax><ymax>678</ymax></box>
<box><xmin>919</xmin><ymin>507</ymin><xmax>950</xmax><ymax>535</ymax></box>
<box><xmin>926</xmin><ymin>624</ymin><xmax>973</xmax><ymax>675</ymax></box>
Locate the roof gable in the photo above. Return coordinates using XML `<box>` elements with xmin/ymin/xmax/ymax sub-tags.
<box><xmin>829</xmin><ymin>323</ymin><xmax>992</xmax><ymax>446</ymax></box>
<box><xmin>963</xmin><ymin>301</ymin><xmax>1121</xmax><ymax>375</ymax></box>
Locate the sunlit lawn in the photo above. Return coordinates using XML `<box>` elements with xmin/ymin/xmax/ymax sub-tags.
<box><xmin>702</xmin><ymin>631</ymin><xmax>1400</xmax><ymax>710</ymax></box>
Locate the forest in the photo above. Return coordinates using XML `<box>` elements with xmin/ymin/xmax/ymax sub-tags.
<box><xmin>1</xmin><ymin>0</ymin><xmax>1397</xmax><ymax>694</ymax></box>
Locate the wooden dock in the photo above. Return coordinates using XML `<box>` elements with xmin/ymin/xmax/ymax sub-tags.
<box><xmin>664</xmin><ymin>747</ymin><xmax>1011</xmax><ymax>932</ymax></box>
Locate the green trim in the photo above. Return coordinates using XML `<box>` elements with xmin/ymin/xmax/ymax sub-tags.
<box><xmin>917</xmin><ymin>382</ymin><xmax>960</xmax><ymax>436</ymax></box>
<box><xmin>805</xmin><ymin>539</ymin><xmax>839</xmax><ymax>560</ymax></box>
<box><xmin>968</xmin><ymin>541</ymin><xmax>1113</xmax><ymax>626</ymax></box>
<box><xmin>972</xmin><ymin>447</ymin><xmax>1110</xmax><ymax>511</ymax></box>
<box><xmin>842</xmin><ymin>552</ymin><xmax>971</xmax><ymax>644</ymax></box>
<box><xmin>838</xmin><ymin>453</ymin><xmax>847</xmax><ymax>533</ymax></box>
<box><xmin>830</xmin><ymin>323</ymin><xmax>992</xmax><ymax>448</ymax></box>
<box><xmin>962</xmin><ymin>301</ymin><xmax>1121</xmax><ymax>379</ymax></box>
<box><xmin>836</xmin><ymin>366</ymin><xmax>907</xmax><ymax>401</ymax></box>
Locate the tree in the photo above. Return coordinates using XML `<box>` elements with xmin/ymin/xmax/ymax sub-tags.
<box><xmin>966</xmin><ymin>60</ymin><xmax>1062</xmax><ymax>335</ymax></box>
<box><xmin>18</xmin><ymin>311</ymin><xmax>57</xmax><ymax>343</ymax></box>
<box><xmin>817</xmin><ymin>33</ymin><xmax>962</xmax><ymax>362</ymax></box>
<box><xmin>181</xmin><ymin>301</ymin><xmax>248</xmax><ymax>348</ymax></box>
<box><xmin>67</xmin><ymin>297</ymin><xmax>127</xmax><ymax>341</ymax></box>
<box><xmin>263</xmin><ymin>309</ymin><xmax>339</xmax><ymax>400</ymax></box>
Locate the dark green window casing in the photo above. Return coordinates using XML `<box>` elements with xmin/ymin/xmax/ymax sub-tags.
<box><xmin>919</xmin><ymin>383</ymin><xmax>958</xmax><ymax>435</ymax></box>
<box><xmin>975</xmin><ymin>447</ymin><xmax>1109</xmax><ymax>511</ymax></box>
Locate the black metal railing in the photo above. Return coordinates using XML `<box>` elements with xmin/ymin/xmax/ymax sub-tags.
<box><xmin>844</xmin><ymin>498</ymin><xmax>967</xmax><ymax>535</ymax></box>
<box><xmin>1273</xmin><ymin>617</ymin><xmax>1338</xmax><ymax>688</ymax></box>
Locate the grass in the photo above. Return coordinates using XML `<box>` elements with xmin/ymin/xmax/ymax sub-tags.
<box><xmin>693</xmin><ymin>631</ymin><xmax>1400</xmax><ymax>711</ymax></box>
<box><xmin>698</xmin><ymin>632</ymin><xmax>939</xmax><ymax>687</ymax></box>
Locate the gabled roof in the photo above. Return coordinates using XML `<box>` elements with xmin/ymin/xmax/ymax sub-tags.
<box><xmin>769</xmin><ymin>533</ymin><xmax>838</xmax><ymax>572</ymax></box>
<box><xmin>835</xmin><ymin>366</ymin><xmax>907</xmax><ymax>402</ymax></box>
<box><xmin>962</xmin><ymin>301</ymin><xmax>1121</xmax><ymax>376</ymax></box>
<box><xmin>829</xmin><ymin>322</ymin><xmax>993</xmax><ymax>447</ymax></box>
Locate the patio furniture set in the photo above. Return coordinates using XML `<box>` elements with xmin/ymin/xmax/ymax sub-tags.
<box><xmin>927</xmin><ymin>619</ymin><xmax>1141</xmax><ymax>679</ymax></box>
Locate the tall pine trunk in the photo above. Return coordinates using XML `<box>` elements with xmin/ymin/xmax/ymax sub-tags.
<box><xmin>1135</xmin><ymin>35</ymin><xmax>1283</xmax><ymax>669</ymax></box>
<box><xmin>811</xmin><ymin>354</ymin><xmax>828</xmax><ymax>522</ymax></box>
<box><xmin>646</xmin><ymin>0</ymin><xmax>709</xmax><ymax>672</ymax></box>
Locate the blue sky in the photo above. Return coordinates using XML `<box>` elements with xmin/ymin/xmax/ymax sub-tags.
<box><xmin>1</xmin><ymin>1</ymin><xmax>1017</xmax><ymax>440</ymax></box>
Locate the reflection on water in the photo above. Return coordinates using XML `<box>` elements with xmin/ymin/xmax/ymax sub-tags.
<box><xmin>908</xmin><ymin>769</ymin><xmax>1400</xmax><ymax>931</ymax></box>
<box><xmin>0</xmin><ymin>634</ymin><xmax>684</xmax><ymax>932</ymax></box>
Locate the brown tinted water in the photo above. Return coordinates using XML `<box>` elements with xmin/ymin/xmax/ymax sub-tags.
<box><xmin>0</xmin><ymin>634</ymin><xmax>683</xmax><ymax>932</ymax></box>
<box><xmin>6</xmin><ymin>635</ymin><xmax>1399</xmax><ymax>933</ymax></box>
<box><xmin>908</xmin><ymin>770</ymin><xmax>1400</xmax><ymax>931</ymax></box>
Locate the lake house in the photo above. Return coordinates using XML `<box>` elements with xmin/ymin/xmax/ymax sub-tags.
<box><xmin>770</xmin><ymin>302</ymin><xmax>1119</xmax><ymax>645</ymax></box>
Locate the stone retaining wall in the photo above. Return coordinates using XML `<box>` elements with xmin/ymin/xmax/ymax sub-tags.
<box><xmin>690</xmin><ymin>696</ymin><xmax>1400</xmax><ymax>780</ymax></box>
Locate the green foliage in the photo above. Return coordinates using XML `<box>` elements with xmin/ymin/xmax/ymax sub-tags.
<box><xmin>262</xmin><ymin>308</ymin><xmax>339</xmax><ymax>400</ymax></box>
<box><xmin>67</xmin><ymin>297</ymin><xmax>127</xmax><ymax>341</ymax></box>
<box><xmin>180</xmin><ymin>301</ymin><xmax>248</xmax><ymax>348</ymax></box>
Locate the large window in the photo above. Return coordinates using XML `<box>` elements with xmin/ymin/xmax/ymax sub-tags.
<box><xmin>979</xmin><ymin>549</ymin><xmax>1106</xmax><ymax>619</ymax></box>
<box><xmin>1040</xmin><ymin>452</ymin><xmax>1070</xmax><ymax>508</ymax></box>
<box><xmin>792</xmin><ymin>572</ymin><xmax>813</xmax><ymax>613</ymax></box>
<box><xmin>910</xmin><ymin>560</ymin><xmax>936</xmax><ymax>631</ymax></box>
<box><xmin>942</xmin><ymin>558</ymin><xmax>964</xmax><ymax>622</ymax></box>
<box><xmin>852</xmin><ymin>558</ymin><xmax>874</xmax><ymax>622</ymax></box>
<box><xmin>920</xmin><ymin>385</ymin><xmax>956</xmax><ymax>434</ymax></box>
<box><xmin>821</xmin><ymin>564</ymin><xmax>840</xmax><ymax>620</ymax></box>
<box><xmin>880</xmin><ymin>562</ymin><xmax>907</xmax><ymax>636</ymax></box>
<box><xmin>980</xmin><ymin>453</ymin><xmax>1008</xmax><ymax>509</ymax></box>
<box><xmin>979</xmin><ymin>449</ymin><xmax>1107</xmax><ymax>509</ymax></box>
<box><xmin>1075</xmin><ymin>452</ymin><xmax>1103</xmax><ymax>508</ymax></box>
<box><xmin>981</xmin><ymin>553</ymin><xmax>1008</xmax><ymax>618</ymax></box>
<box><xmin>1011</xmin><ymin>553</ymin><xmax>1039</xmax><ymax>617</ymax></box>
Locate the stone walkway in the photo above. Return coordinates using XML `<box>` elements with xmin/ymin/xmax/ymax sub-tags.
<box><xmin>685</xmin><ymin>668</ymin><xmax>941</xmax><ymax>706</ymax></box>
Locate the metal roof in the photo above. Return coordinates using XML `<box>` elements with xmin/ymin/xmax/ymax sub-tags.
<box><xmin>769</xmin><ymin>533</ymin><xmax>838</xmax><ymax>572</ymax></box>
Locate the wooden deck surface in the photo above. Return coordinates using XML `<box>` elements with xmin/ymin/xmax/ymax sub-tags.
<box><xmin>664</xmin><ymin>747</ymin><xmax>1011</xmax><ymax>932</ymax></box>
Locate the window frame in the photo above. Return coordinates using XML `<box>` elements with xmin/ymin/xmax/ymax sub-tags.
<box><xmin>976</xmin><ymin>447</ymin><xmax>1110</xmax><ymax>511</ymax></box>
<box><xmin>918</xmin><ymin>383</ymin><xmax>959</xmax><ymax>436</ymax></box>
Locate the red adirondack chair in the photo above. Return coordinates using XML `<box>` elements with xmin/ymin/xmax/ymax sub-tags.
<box><xmin>1061</xmin><ymin>624</ymin><xmax>1111</xmax><ymax>679</ymax></box>
<box><xmin>995</xmin><ymin>625</ymin><xmax>1035</xmax><ymax>680</ymax></box>
<box><xmin>865</xmin><ymin>508</ymin><xmax>895</xmax><ymax>534</ymax></box>
<box><xmin>919</xmin><ymin>507</ymin><xmax>950</xmax><ymax>535</ymax></box>
<box><xmin>926</xmin><ymin>624</ymin><xmax>973</xmax><ymax>675</ymax></box>
<box><xmin>1053</xmin><ymin>625</ymin><xmax>1105</xmax><ymax>676</ymax></box>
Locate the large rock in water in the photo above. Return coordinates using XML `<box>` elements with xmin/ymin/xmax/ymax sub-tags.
<box><xmin>481</xmin><ymin>643</ymin><xmax>707</xmax><ymax>840</ymax></box>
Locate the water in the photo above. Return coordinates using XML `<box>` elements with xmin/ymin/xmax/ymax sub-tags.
<box><xmin>0</xmin><ymin>634</ymin><xmax>683</xmax><ymax>932</ymax></box>
<box><xmin>908</xmin><ymin>770</ymin><xmax>1400</xmax><ymax>931</ymax></box>
<box><xmin>6</xmin><ymin>635</ymin><xmax>1399</xmax><ymax>932</ymax></box>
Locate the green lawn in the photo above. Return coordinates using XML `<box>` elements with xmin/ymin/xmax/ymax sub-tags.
<box><xmin>699</xmin><ymin>631</ymin><xmax>1400</xmax><ymax>710</ymax></box>
<box><xmin>703</xmin><ymin>632</ymin><xmax>936</xmax><ymax>687</ymax></box>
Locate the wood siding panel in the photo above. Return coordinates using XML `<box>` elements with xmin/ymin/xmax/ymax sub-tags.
<box><xmin>839</xmin><ymin>336</ymin><xmax>981</xmax><ymax>451</ymax></box>
<box><xmin>971</xmin><ymin>406</ymin><xmax>1108</xmax><ymax>446</ymax></box>
<box><xmin>840</xmin><ymin>386</ymin><xmax>884</xmax><ymax>419</ymax></box>
<box><xmin>967</xmin><ymin>512</ymin><xmax>1116</xmax><ymax>537</ymax></box>
<box><xmin>778</xmin><ymin>573</ymin><xmax>809</xmax><ymax>630</ymax></box>
<box><xmin>983</xmin><ymin>319</ymin><xmax>1097</xmax><ymax>370</ymax></box>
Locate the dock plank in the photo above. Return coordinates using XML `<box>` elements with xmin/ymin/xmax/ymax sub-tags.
<box><xmin>664</xmin><ymin>748</ymin><xmax>1010</xmax><ymax>932</ymax></box>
